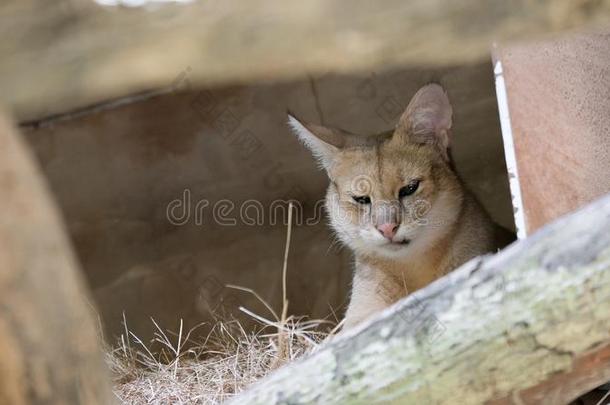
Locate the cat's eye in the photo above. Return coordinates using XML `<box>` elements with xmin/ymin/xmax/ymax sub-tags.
<box><xmin>352</xmin><ymin>195</ymin><xmax>371</xmax><ymax>205</ymax></box>
<box><xmin>399</xmin><ymin>180</ymin><xmax>420</xmax><ymax>199</ymax></box>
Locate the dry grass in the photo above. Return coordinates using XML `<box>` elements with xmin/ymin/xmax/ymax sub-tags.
<box><xmin>106</xmin><ymin>203</ymin><xmax>342</xmax><ymax>404</ymax></box>
<box><xmin>107</xmin><ymin>314</ymin><xmax>336</xmax><ymax>404</ymax></box>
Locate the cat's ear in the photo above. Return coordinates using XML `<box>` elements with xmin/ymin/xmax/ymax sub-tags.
<box><xmin>287</xmin><ymin>112</ymin><xmax>344</xmax><ymax>170</ymax></box>
<box><xmin>394</xmin><ymin>83</ymin><xmax>453</xmax><ymax>161</ymax></box>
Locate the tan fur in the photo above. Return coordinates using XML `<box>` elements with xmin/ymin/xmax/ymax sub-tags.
<box><xmin>288</xmin><ymin>84</ymin><xmax>507</xmax><ymax>330</ymax></box>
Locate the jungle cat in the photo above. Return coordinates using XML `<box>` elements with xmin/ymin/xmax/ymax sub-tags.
<box><xmin>288</xmin><ymin>83</ymin><xmax>511</xmax><ymax>329</ymax></box>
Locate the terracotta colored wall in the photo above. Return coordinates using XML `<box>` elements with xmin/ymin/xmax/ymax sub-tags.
<box><xmin>497</xmin><ymin>31</ymin><xmax>610</xmax><ymax>234</ymax></box>
<box><xmin>22</xmin><ymin>62</ymin><xmax>513</xmax><ymax>341</ymax></box>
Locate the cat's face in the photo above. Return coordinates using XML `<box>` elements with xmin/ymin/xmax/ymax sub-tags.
<box><xmin>323</xmin><ymin>141</ymin><xmax>462</xmax><ymax>258</ymax></box>
<box><xmin>289</xmin><ymin>84</ymin><xmax>463</xmax><ymax>258</ymax></box>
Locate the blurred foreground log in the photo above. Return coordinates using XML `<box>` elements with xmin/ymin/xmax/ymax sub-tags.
<box><xmin>232</xmin><ymin>193</ymin><xmax>610</xmax><ymax>404</ymax></box>
<box><xmin>0</xmin><ymin>112</ymin><xmax>114</xmax><ymax>404</ymax></box>
<box><xmin>2</xmin><ymin>0</ymin><xmax>610</xmax><ymax>120</ymax></box>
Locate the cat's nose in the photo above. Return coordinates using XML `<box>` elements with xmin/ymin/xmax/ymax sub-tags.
<box><xmin>377</xmin><ymin>223</ymin><xmax>398</xmax><ymax>240</ymax></box>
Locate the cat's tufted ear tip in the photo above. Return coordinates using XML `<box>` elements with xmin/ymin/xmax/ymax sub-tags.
<box><xmin>286</xmin><ymin>109</ymin><xmax>296</xmax><ymax>121</ymax></box>
<box><xmin>286</xmin><ymin>110</ymin><xmax>305</xmax><ymax>128</ymax></box>
<box><xmin>394</xmin><ymin>83</ymin><xmax>453</xmax><ymax>161</ymax></box>
<box><xmin>404</xmin><ymin>84</ymin><xmax>452</xmax><ymax>133</ymax></box>
<box><xmin>286</xmin><ymin>112</ymin><xmax>341</xmax><ymax>171</ymax></box>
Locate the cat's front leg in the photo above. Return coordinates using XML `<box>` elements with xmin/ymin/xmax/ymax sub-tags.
<box><xmin>342</xmin><ymin>265</ymin><xmax>399</xmax><ymax>330</ymax></box>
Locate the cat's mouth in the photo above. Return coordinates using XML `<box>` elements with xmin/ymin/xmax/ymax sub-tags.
<box><xmin>385</xmin><ymin>238</ymin><xmax>411</xmax><ymax>248</ymax></box>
